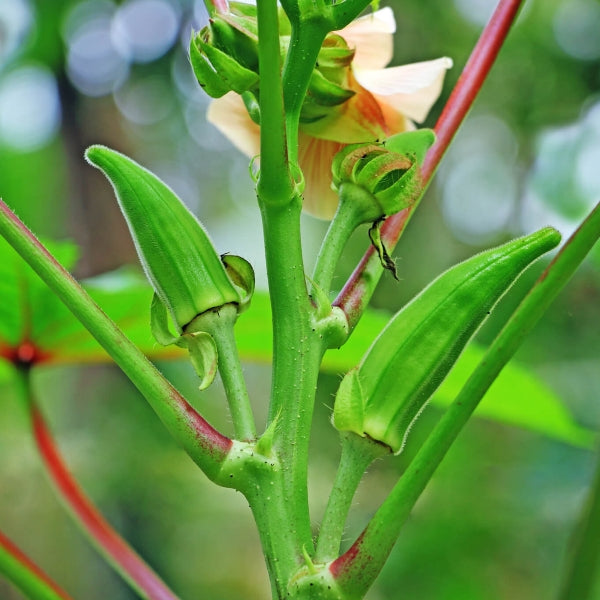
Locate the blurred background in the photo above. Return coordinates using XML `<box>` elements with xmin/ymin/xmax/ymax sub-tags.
<box><xmin>0</xmin><ymin>0</ymin><xmax>599</xmax><ymax>598</ymax></box>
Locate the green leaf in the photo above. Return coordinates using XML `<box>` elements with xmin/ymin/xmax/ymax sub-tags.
<box><xmin>45</xmin><ymin>268</ymin><xmax>183</xmax><ymax>364</ymax></box>
<box><xmin>0</xmin><ymin>235</ymin><xmax>78</xmax><ymax>350</ymax></box>
<box><xmin>0</xmin><ymin>234</ymin><xmax>183</xmax><ymax>367</ymax></box>
<box><xmin>0</xmin><ymin>358</ymin><xmax>15</xmax><ymax>386</ymax></box>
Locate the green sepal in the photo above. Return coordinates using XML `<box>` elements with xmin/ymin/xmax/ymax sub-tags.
<box><xmin>330</xmin><ymin>131</ymin><xmax>435</xmax><ymax>226</ymax></box>
<box><xmin>189</xmin><ymin>35</ymin><xmax>230</xmax><ymax>98</ymax></box>
<box><xmin>242</xmin><ymin>91</ymin><xmax>261</xmax><ymax>125</ymax></box>
<box><xmin>150</xmin><ymin>293</ymin><xmax>181</xmax><ymax>346</ymax></box>
<box><xmin>179</xmin><ymin>331</ymin><xmax>218</xmax><ymax>391</ymax></box>
<box><xmin>333</xmin><ymin>227</ymin><xmax>562</xmax><ymax>453</ymax></box>
<box><xmin>384</xmin><ymin>129</ymin><xmax>436</xmax><ymax>164</ymax></box>
<box><xmin>209</xmin><ymin>15</ymin><xmax>259</xmax><ymax>72</ymax></box>
<box><xmin>332</xmin><ymin>144</ymin><xmax>383</xmax><ymax>187</ymax></box>
<box><xmin>316</xmin><ymin>34</ymin><xmax>355</xmax><ymax>71</ymax></box>
<box><xmin>197</xmin><ymin>36</ymin><xmax>259</xmax><ymax>95</ymax></box>
<box><xmin>221</xmin><ymin>254</ymin><xmax>255</xmax><ymax>313</ymax></box>
<box><xmin>332</xmin><ymin>367</ymin><xmax>364</xmax><ymax>434</ymax></box>
<box><xmin>306</xmin><ymin>69</ymin><xmax>354</xmax><ymax>107</ymax></box>
<box><xmin>255</xmin><ymin>413</ymin><xmax>279</xmax><ymax>457</ymax></box>
<box><xmin>306</xmin><ymin>275</ymin><xmax>349</xmax><ymax>348</ymax></box>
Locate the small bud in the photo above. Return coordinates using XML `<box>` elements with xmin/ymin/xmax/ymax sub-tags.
<box><xmin>331</xmin><ymin>130</ymin><xmax>435</xmax><ymax>223</ymax></box>
<box><xmin>333</xmin><ymin>228</ymin><xmax>561</xmax><ymax>453</ymax></box>
<box><xmin>316</xmin><ymin>34</ymin><xmax>355</xmax><ymax>71</ymax></box>
<box><xmin>190</xmin><ymin>5</ymin><xmax>261</xmax><ymax>98</ymax></box>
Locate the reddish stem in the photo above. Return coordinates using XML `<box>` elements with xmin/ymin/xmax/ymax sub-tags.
<box><xmin>30</xmin><ymin>402</ymin><xmax>181</xmax><ymax>600</ymax></box>
<box><xmin>334</xmin><ymin>0</ymin><xmax>525</xmax><ymax>326</ymax></box>
<box><xmin>0</xmin><ymin>530</ymin><xmax>73</xmax><ymax>599</ymax></box>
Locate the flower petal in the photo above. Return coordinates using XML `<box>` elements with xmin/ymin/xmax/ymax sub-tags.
<box><xmin>298</xmin><ymin>134</ymin><xmax>344</xmax><ymax>219</ymax></box>
<box><xmin>300</xmin><ymin>72</ymin><xmax>388</xmax><ymax>144</ymax></box>
<box><xmin>337</xmin><ymin>7</ymin><xmax>396</xmax><ymax>70</ymax></box>
<box><xmin>354</xmin><ymin>57</ymin><xmax>453</xmax><ymax>123</ymax></box>
<box><xmin>206</xmin><ymin>92</ymin><xmax>260</xmax><ymax>157</ymax></box>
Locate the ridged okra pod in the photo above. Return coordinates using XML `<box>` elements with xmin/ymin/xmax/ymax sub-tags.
<box><xmin>333</xmin><ymin>227</ymin><xmax>561</xmax><ymax>453</ymax></box>
<box><xmin>86</xmin><ymin>145</ymin><xmax>254</xmax><ymax>391</ymax></box>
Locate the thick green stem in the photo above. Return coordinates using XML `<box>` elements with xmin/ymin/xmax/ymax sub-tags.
<box><xmin>216</xmin><ymin>444</ymin><xmax>303</xmax><ymax>600</ymax></box>
<box><xmin>0</xmin><ymin>530</ymin><xmax>72</xmax><ymax>600</ymax></box>
<box><xmin>256</xmin><ymin>0</ymin><xmax>294</xmax><ymax>206</ymax></box>
<box><xmin>315</xmin><ymin>433</ymin><xmax>388</xmax><ymax>563</ymax></box>
<box><xmin>558</xmin><ymin>445</ymin><xmax>600</xmax><ymax>600</ymax></box>
<box><xmin>247</xmin><ymin>470</ymin><xmax>304</xmax><ymax>599</ymax></box>
<box><xmin>260</xmin><ymin>199</ymin><xmax>320</xmax><ymax>554</ymax></box>
<box><xmin>0</xmin><ymin>200</ymin><xmax>232</xmax><ymax>480</ymax></box>
<box><xmin>198</xmin><ymin>306</ymin><xmax>257</xmax><ymax>441</ymax></box>
<box><xmin>331</xmin><ymin>200</ymin><xmax>600</xmax><ymax>598</ymax></box>
<box><xmin>254</xmin><ymin>0</ymin><xmax>332</xmax><ymax>584</ymax></box>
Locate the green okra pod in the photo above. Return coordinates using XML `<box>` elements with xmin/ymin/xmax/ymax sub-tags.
<box><xmin>86</xmin><ymin>145</ymin><xmax>242</xmax><ymax>333</ymax></box>
<box><xmin>333</xmin><ymin>227</ymin><xmax>562</xmax><ymax>453</ymax></box>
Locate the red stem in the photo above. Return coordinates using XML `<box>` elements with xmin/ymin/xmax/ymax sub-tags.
<box><xmin>30</xmin><ymin>402</ymin><xmax>181</xmax><ymax>600</ymax></box>
<box><xmin>0</xmin><ymin>530</ymin><xmax>73</xmax><ymax>599</ymax></box>
<box><xmin>334</xmin><ymin>0</ymin><xmax>525</xmax><ymax>325</ymax></box>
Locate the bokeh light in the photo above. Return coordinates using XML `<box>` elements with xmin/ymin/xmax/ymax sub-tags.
<box><xmin>0</xmin><ymin>0</ymin><xmax>32</xmax><ymax>70</ymax></box>
<box><xmin>64</xmin><ymin>1</ymin><xmax>129</xmax><ymax>96</ymax></box>
<box><xmin>554</xmin><ymin>0</ymin><xmax>600</xmax><ymax>61</ymax></box>
<box><xmin>0</xmin><ymin>64</ymin><xmax>60</xmax><ymax>151</ymax></box>
<box><xmin>439</xmin><ymin>114</ymin><xmax>519</xmax><ymax>244</ymax></box>
<box><xmin>114</xmin><ymin>75</ymin><xmax>175</xmax><ymax>124</ymax></box>
<box><xmin>111</xmin><ymin>0</ymin><xmax>180</xmax><ymax>63</ymax></box>
<box><xmin>453</xmin><ymin>0</ymin><xmax>496</xmax><ymax>27</ymax></box>
<box><xmin>523</xmin><ymin>99</ymin><xmax>600</xmax><ymax>236</ymax></box>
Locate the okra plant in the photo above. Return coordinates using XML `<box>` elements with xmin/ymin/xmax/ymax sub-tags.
<box><xmin>0</xmin><ymin>0</ymin><xmax>599</xmax><ymax>599</ymax></box>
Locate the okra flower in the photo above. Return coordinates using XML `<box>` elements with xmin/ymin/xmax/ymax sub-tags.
<box><xmin>206</xmin><ymin>8</ymin><xmax>452</xmax><ymax>219</ymax></box>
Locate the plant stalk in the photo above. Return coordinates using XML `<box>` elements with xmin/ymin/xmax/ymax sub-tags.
<box><xmin>0</xmin><ymin>530</ymin><xmax>73</xmax><ymax>600</ymax></box>
<box><xmin>315</xmin><ymin>433</ymin><xmax>388</xmax><ymax>563</ymax></box>
<box><xmin>557</xmin><ymin>448</ymin><xmax>600</xmax><ymax>597</ymax></box>
<box><xmin>199</xmin><ymin>306</ymin><xmax>257</xmax><ymax>441</ymax></box>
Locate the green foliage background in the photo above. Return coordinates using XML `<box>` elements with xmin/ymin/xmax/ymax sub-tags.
<box><xmin>0</xmin><ymin>0</ymin><xmax>599</xmax><ymax>598</ymax></box>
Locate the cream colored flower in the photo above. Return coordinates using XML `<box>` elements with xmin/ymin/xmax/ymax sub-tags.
<box><xmin>207</xmin><ymin>7</ymin><xmax>452</xmax><ymax>219</ymax></box>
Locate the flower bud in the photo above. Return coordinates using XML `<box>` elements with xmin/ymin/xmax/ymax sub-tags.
<box><xmin>331</xmin><ymin>130</ymin><xmax>435</xmax><ymax>224</ymax></box>
<box><xmin>333</xmin><ymin>227</ymin><xmax>561</xmax><ymax>453</ymax></box>
<box><xmin>190</xmin><ymin>3</ymin><xmax>261</xmax><ymax>98</ymax></box>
